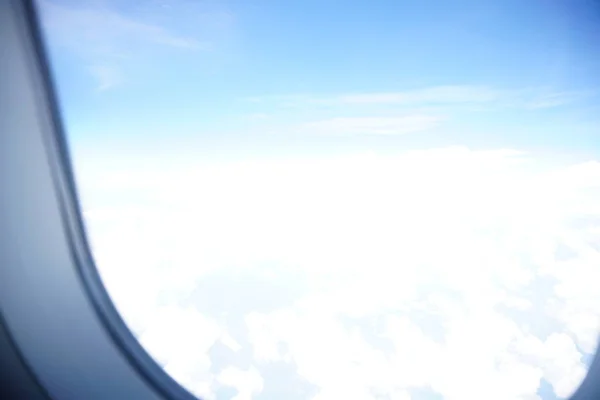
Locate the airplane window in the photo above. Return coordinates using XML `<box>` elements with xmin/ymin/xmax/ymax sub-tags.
<box><xmin>35</xmin><ymin>0</ymin><xmax>600</xmax><ymax>399</ymax></box>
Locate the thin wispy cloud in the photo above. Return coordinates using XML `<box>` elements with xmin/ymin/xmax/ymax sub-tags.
<box><xmin>39</xmin><ymin>0</ymin><xmax>204</xmax><ymax>51</ymax></box>
<box><xmin>238</xmin><ymin>85</ymin><xmax>595</xmax><ymax>137</ymax></box>
<box><xmin>303</xmin><ymin>115</ymin><xmax>442</xmax><ymax>136</ymax></box>
<box><xmin>243</xmin><ymin>85</ymin><xmax>593</xmax><ymax>111</ymax></box>
<box><xmin>38</xmin><ymin>0</ymin><xmax>210</xmax><ymax>90</ymax></box>
<box><xmin>524</xmin><ymin>90</ymin><xmax>596</xmax><ymax>110</ymax></box>
<box><xmin>336</xmin><ymin>85</ymin><xmax>500</xmax><ymax>105</ymax></box>
<box><xmin>89</xmin><ymin>64</ymin><xmax>124</xmax><ymax>91</ymax></box>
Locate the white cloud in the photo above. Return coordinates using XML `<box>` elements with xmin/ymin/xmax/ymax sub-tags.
<box><xmin>88</xmin><ymin>64</ymin><xmax>123</xmax><ymax>91</ymax></box>
<box><xmin>137</xmin><ymin>306</ymin><xmax>221</xmax><ymax>367</ymax></box>
<box><xmin>79</xmin><ymin>146</ymin><xmax>600</xmax><ymax>400</ymax></box>
<box><xmin>217</xmin><ymin>366</ymin><xmax>264</xmax><ymax>400</ymax></box>
<box><xmin>541</xmin><ymin>334</ymin><xmax>588</xmax><ymax>398</ymax></box>
<box><xmin>221</xmin><ymin>332</ymin><xmax>243</xmax><ymax>352</ymax></box>
<box><xmin>515</xmin><ymin>333</ymin><xmax>588</xmax><ymax>398</ymax></box>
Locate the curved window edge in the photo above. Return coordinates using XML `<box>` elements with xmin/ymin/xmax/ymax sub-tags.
<box><xmin>2</xmin><ymin>1</ymin><xmax>201</xmax><ymax>399</ymax></box>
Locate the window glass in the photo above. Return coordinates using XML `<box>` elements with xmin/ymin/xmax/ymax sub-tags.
<box><xmin>37</xmin><ymin>1</ymin><xmax>600</xmax><ymax>399</ymax></box>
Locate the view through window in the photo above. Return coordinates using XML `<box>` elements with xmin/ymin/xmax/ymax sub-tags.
<box><xmin>38</xmin><ymin>1</ymin><xmax>600</xmax><ymax>399</ymax></box>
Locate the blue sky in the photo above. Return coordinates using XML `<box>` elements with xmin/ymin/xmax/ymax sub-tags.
<box><xmin>36</xmin><ymin>1</ymin><xmax>600</xmax><ymax>400</ymax></box>
<box><xmin>39</xmin><ymin>0</ymin><xmax>600</xmax><ymax>161</ymax></box>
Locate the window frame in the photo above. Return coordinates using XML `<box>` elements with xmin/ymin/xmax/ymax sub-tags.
<box><xmin>0</xmin><ymin>1</ymin><xmax>198</xmax><ymax>399</ymax></box>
